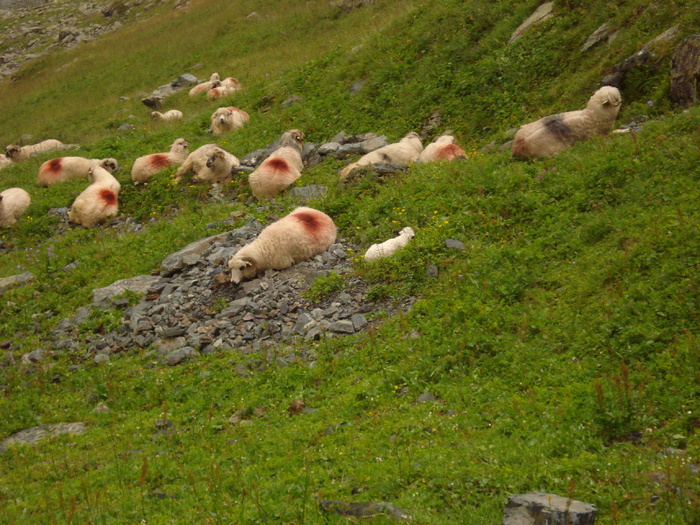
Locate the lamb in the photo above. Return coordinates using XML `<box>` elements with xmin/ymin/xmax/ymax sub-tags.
<box><xmin>151</xmin><ymin>110</ymin><xmax>184</xmax><ymax>122</ymax></box>
<box><xmin>37</xmin><ymin>157</ymin><xmax>118</xmax><ymax>187</ymax></box>
<box><xmin>512</xmin><ymin>86</ymin><xmax>622</xmax><ymax>159</ymax></box>
<box><xmin>248</xmin><ymin>129</ymin><xmax>305</xmax><ymax>199</ymax></box>
<box><xmin>228</xmin><ymin>206</ymin><xmax>337</xmax><ymax>283</ymax></box>
<box><xmin>5</xmin><ymin>139</ymin><xmax>67</xmax><ymax>163</ymax></box>
<box><xmin>0</xmin><ymin>188</ymin><xmax>31</xmax><ymax>227</ymax></box>
<box><xmin>418</xmin><ymin>135</ymin><xmax>467</xmax><ymax>163</ymax></box>
<box><xmin>364</xmin><ymin>227</ymin><xmax>415</xmax><ymax>261</ymax></box>
<box><xmin>209</xmin><ymin>107</ymin><xmax>250</xmax><ymax>136</ymax></box>
<box><xmin>131</xmin><ymin>138</ymin><xmax>189</xmax><ymax>184</ymax></box>
<box><xmin>174</xmin><ymin>144</ymin><xmax>240</xmax><ymax>185</ymax></box>
<box><xmin>68</xmin><ymin>166</ymin><xmax>121</xmax><ymax>227</ymax></box>
<box><xmin>205</xmin><ymin>85</ymin><xmax>239</xmax><ymax>101</ymax></box>
<box><xmin>188</xmin><ymin>73</ymin><xmax>221</xmax><ymax>98</ymax></box>
<box><xmin>339</xmin><ymin>131</ymin><xmax>423</xmax><ymax>180</ymax></box>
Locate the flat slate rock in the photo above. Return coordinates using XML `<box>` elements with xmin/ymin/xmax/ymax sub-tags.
<box><xmin>1</xmin><ymin>422</ymin><xmax>86</xmax><ymax>453</ymax></box>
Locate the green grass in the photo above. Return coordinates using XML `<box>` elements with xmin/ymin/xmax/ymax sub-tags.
<box><xmin>1</xmin><ymin>0</ymin><xmax>700</xmax><ymax>522</ymax></box>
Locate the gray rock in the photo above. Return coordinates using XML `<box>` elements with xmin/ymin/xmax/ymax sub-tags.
<box><xmin>93</xmin><ymin>353</ymin><xmax>110</xmax><ymax>364</ymax></box>
<box><xmin>0</xmin><ymin>272</ymin><xmax>35</xmax><ymax>294</ymax></box>
<box><xmin>142</xmin><ymin>74</ymin><xmax>198</xmax><ymax>109</ymax></box>
<box><xmin>329</xmin><ymin>320</ymin><xmax>355</xmax><ymax>334</ymax></box>
<box><xmin>1</xmin><ymin>422</ymin><xmax>86</xmax><ymax>453</ymax></box>
<box><xmin>508</xmin><ymin>2</ymin><xmax>554</xmax><ymax>44</ymax></box>
<box><xmin>321</xmin><ymin>500</ymin><xmax>410</xmax><ymax>520</ymax></box>
<box><xmin>21</xmin><ymin>348</ymin><xmax>45</xmax><ymax>364</ymax></box>
<box><xmin>426</xmin><ymin>264</ymin><xmax>439</xmax><ymax>279</ymax></box>
<box><xmin>671</xmin><ymin>34</ymin><xmax>700</xmax><ymax>108</ymax></box>
<box><xmin>288</xmin><ymin>185</ymin><xmax>327</xmax><ymax>202</ymax></box>
<box><xmin>164</xmin><ymin>346</ymin><xmax>197</xmax><ymax>366</ymax></box>
<box><xmin>581</xmin><ymin>23</ymin><xmax>610</xmax><ymax>52</ymax></box>
<box><xmin>92</xmin><ymin>274</ymin><xmax>164</xmax><ymax>303</ymax></box>
<box><xmin>445</xmin><ymin>239</ymin><xmax>465</xmax><ymax>251</ymax></box>
<box><xmin>351</xmin><ymin>314</ymin><xmax>368</xmax><ymax>331</ymax></box>
<box><xmin>161</xmin><ymin>233</ymin><xmax>229</xmax><ymax>276</ymax></box>
<box><xmin>502</xmin><ymin>492</ymin><xmax>598</xmax><ymax>525</ymax></box>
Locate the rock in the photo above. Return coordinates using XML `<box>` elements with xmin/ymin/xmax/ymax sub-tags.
<box><xmin>92</xmin><ymin>274</ymin><xmax>165</xmax><ymax>303</ymax></box>
<box><xmin>142</xmin><ymin>74</ymin><xmax>198</xmax><ymax>109</ymax></box>
<box><xmin>671</xmin><ymin>34</ymin><xmax>700</xmax><ymax>108</ymax></box>
<box><xmin>160</xmin><ymin>232</ymin><xmax>230</xmax><ymax>276</ymax></box>
<box><xmin>445</xmin><ymin>239</ymin><xmax>465</xmax><ymax>251</ymax></box>
<box><xmin>163</xmin><ymin>346</ymin><xmax>197</xmax><ymax>366</ymax></box>
<box><xmin>320</xmin><ymin>500</ymin><xmax>410</xmax><ymax>520</ymax></box>
<box><xmin>502</xmin><ymin>492</ymin><xmax>598</xmax><ymax>525</ymax></box>
<box><xmin>0</xmin><ymin>272</ymin><xmax>35</xmax><ymax>294</ymax></box>
<box><xmin>426</xmin><ymin>264</ymin><xmax>439</xmax><ymax>279</ymax></box>
<box><xmin>508</xmin><ymin>2</ymin><xmax>554</xmax><ymax>44</ymax></box>
<box><xmin>21</xmin><ymin>348</ymin><xmax>45</xmax><ymax>364</ymax></box>
<box><xmin>581</xmin><ymin>23</ymin><xmax>610</xmax><ymax>52</ymax></box>
<box><xmin>93</xmin><ymin>353</ymin><xmax>110</xmax><ymax>364</ymax></box>
<box><xmin>0</xmin><ymin>422</ymin><xmax>86</xmax><ymax>453</ymax></box>
<box><xmin>288</xmin><ymin>185</ymin><xmax>328</xmax><ymax>203</ymax></box>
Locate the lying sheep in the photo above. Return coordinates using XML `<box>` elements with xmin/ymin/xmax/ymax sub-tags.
<box><xmin>131</xmin><ymin>138</ymin><xmax>189</xmax><ymax>184</ymax></box>
<box><xmin>0</xmin><ymin>188</ymin><xmax>31</xmax><ymax>227</ymax></box>
<box><xmin>68</xmin><ymin>166</ymin><xmax>121</xmax><ymax>227</ymax></box>
<box><xmin>418</xmin><ymin>135</ymin><xmax>467</xmax><ymax>163</ymax></box>
<box><xmin>512</xmin><ymin>86</ymin><xmax>622</xmax><ymax>159</ymax></box>
<box><xmin>151</xmin><ymin>110</ymin><xmax>184</xmax><ymax>122</ymax></box>
<box><xmin>37</xmin><ymin>157</ymin><xmax>118</xmax><ymax>187</ymax></box>
<box><xmin>228</xmin><ymin>206</ymin><xmax>337</xmax><ymax>283</ymax></box>
<box><xmin>249</xmin><ymin>129</ymin><xmax>305</xmax><ymax>199</ymax></box>
<box><xmin>174</xmin><ymin>144</ymin><xmax>240</xmax><ymax>185</ymax></box>
<box><xmin>364</xmin><ymin>227</ymin><xmax>415</xmax><ymax>261</ymax></box>
<box><xmin>206</xmin><ymin>85</ymin><xmax>239</xmax><ymax>101</ymax></box>
<box><xmin>188</xmin><ymin>73</ymin><xmax>221</xmax><ymax>98</ymax></box>
<box><xmin>221</xmin><ymin>77</ymin><xmax>242</xmax><ymax>90</ymax></box>
<box><xmin>210</xmin><ymin>107</ymin><xmax>250</xmax><ymax>136</ymax></box>
<box><xmin>5</xmin><ymin>139</ymin><xmax>68</xmax><ymax>163</ymax></box>
<box><xmin>0</xmin><ymin>154</ymin><xmax>11</xmax><ymax>170</ymax></box>
<box><xmin>339</xmin><ymin>131</ymin><xmax>423</xmax><ymax>180</ymax></box>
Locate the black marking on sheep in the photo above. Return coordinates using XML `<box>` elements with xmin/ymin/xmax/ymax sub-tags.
<box><xmin>543</xmin><ymin>115</ymin><xmax>573</xmax><ymax>141</ymax></box>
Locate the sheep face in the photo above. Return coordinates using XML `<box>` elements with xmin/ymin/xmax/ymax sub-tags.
<box><xmin>101</xmin><ymin>158</ymin><xmax>119</xmax><ymax>172</ymax></box>
<box><xmin>5</xmin><ymin>145</ymin><xmax>21</xmax><ymax>159</ymax></box>
<box><xmin>171</xmin><ymin>138</ymin><xmax>190</xmax><ymax>154</ymax></box>
<box><xmin>280</xmin><ymin>129</ymin><xmax>305</xmax><ymax>151</ymax></box>
<box><xmin>590</xmin><ymin>86</ymin><xmax>622</xmax><ymax>111</ymax></box>
<box><xmin>228</xmin><ymin>255</ymin><xmax>258</xmax><ymax>283</ymax></box>
<box><xmin>205</xmin><ymin>149</ymin><xmax>224</xmax><ymax>168</ymax></box>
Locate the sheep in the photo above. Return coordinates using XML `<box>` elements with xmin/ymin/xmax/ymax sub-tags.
<box><xmin>339</xmin><ymin>131</ymin><xmax>423</xmax><ymax>180</ymax></box>
<box><xmin>248</xmin><ymin>129</ymin><xmax>305</xmax><ymax>199</ymax></box>
<box><xmin>209</xmin><ymin>106</ymin><xmax>250</xmax><ymax>136</ymax></box>
<box><xmin>512</xmin><ymin>86</ymin><xmax>622</xmax><ymax>159</ymax></box>
<box><xmin>5</xmin><ymin>139</ymin><xmax>67</xmax><ymax>163</ymax></box>
<box><xmin>188</xmin><ymin>73</ymin><xmax>221</xmax><ymax>98</ymax></box>
<box><xmin>0</xmin><ymin>188</ymin><xmax>31</xmax><ymax>227</ymax></box>
<box><xmin>37</xmin><ymin>157</ymin><xmax>118</xmax><ymax>187</ymax></box>
<box><xmin>220</xmin><ymin>77</ymin><xmax>242</xmax><ymax>90</ymax></box>
<box><xmin>68</xmin><ymin>166</ymin><xmax>121</xmax><ymax>227</ymax></box>
<box><xmin>205</xmin><ymin>85</ymin><xmax>239</xmax><ymax>101</ymax></box>
<box><xmin>0</xmin><ymin>154</ymin><xmax>11</xmax><ymax>170</ymax></box>
<box><xmin>228</xmin><ymin>206</ymin><xmax>337</xmax><ymax>283</ymax></box>
<box><xmin>418</xmin><ymin>135</ymin><xmax>467</xmax><ymax>163</ymax></box>
<box><xmin>364</xmin><ymin>227</ymin><xmax>415</xmax><ymax>261</ymax></box>
<box><xmin>174</xmin><ymin>144</ymin><xmax>240</xmax><ymax>185</ymax></box>
<box><xmin>131</xmin><ymin>138</ymin><xmax>189</xmax><ymax>184</ymax></box>
<box><xmin>151</xmin><ymin>110</ymin><xmax>184</xmax><ymax>122</ymax></box>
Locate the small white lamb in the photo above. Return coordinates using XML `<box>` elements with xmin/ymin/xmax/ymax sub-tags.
<box><xmin>0</xmin><ymin>188</ymin><xmax>31</xmax><ymax>227</ymax></box>
<box><xmin>68</xmin><ymin>166</ymin><xmax>121</xmax><ymax>227</ymax></box>
<box><xmin>5</xmin><ymin>139</ymin><xmax>68</xmax><ymax>163</ymax></box>
<box><xmin>131</xmin><ymin>138</ymin><xmax>189</xmax><ymax>184</ymax></box>
<box><xmin>512</xmin><ymin>86</ymin><xmax>622</xmax><ymax>159</ymax></box>
<box><xmin>228</xmin><ymin>206</ymin><xmax>337</xmax><ymax>283</ymax></box>
<box><xmin>418</xmin><ymin>135</ymin><xmax>467</xmax><ymax>163</ymax></box>
<box><xmin>249</xmin><ymin>129</ymin><xmax>305</xmax><ymax>199</ymax></box>
<box><xmin>209</xmin><ymin>107</ymin><xmax>250</xmax><ymax>136</ymax></box>
<box><xmin>174</xmin><ymin>144</ymin><xmax>240</xmax><ymax>184</ymax></box>
<box><xmin>364</xmin><ymin>227</ymin><xmax>415</xmax><ymax>261</ymax></box>
<box><xmin>339</xmin><ymin>131</ymin><xmax>423</xmax><ymax>180</ymax></box>
<box><xmin>37</xmin><ymin>157</ymin><xmax>118</xmax><ymax>187</ymax></box>
<box><xmin>151</xmin><ymin>110</ymin><xmax>184</xmax><ymax>122</ymax></box>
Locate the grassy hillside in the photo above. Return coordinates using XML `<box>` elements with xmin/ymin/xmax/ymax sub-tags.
<box><xmin>1</xmin><ymin>0</ymin><xmax>699</xmax><ymax>522</ymax></box>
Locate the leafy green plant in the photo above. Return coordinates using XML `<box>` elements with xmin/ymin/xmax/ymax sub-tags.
<box><xmin>303</xmin><ymin>271</ymin><xmax>345</xmax><ymax>302</ymax></box>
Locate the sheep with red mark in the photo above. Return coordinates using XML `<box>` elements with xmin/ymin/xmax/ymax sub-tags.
<box><xmin>37</xmin><ymin>157</ymin><xmax>118</xmax><ymax>187</ymax></box>
<box><xmin>228</xmin><ymin>206</ymin><xmax>337</xmax><ymax>283</ymax></box>
<box><xmin>339</xmin><ymin>131</ymin><xmax>423</xmax><ymax>181</ymax></box>
<box><xmin>220</xmin><ymin>77</ymin><xmax>242</xmax><ymax>90</ymax></box>
<box><xmin>249</xmin><ymin>129</ymin><xmax>305</xmax><ymax>199</ymax></box>
<box><xmin>188</xmin><ymin>73</ymin><xmax>221</xmax><ymax>98</ymax></box>
<box><xmin>5</xmin><ymin>139</ymin><xmax>68</xmax><ymax>163</ymax></box>
<box><xmin>512</xmin><ymin>86</ymin><xmax>622</xmax><ymax>159</ymax></box>
<box><xmin>131</xmin><ymin>138</ymin><xmax>189</xmax><ymax>184</ymax></box>
<box><xmin>205</xmin><ymin>84</ymin><xmax>239</xmax><ymax>101</ymax></box>
<box><xmin>175</xmin><ymin>144</ymin><xmax>240</xmax><ymax>185</ymax></box>
<box><xmin>210</xmin><ymin>107</ymin><xmax>250</xmax><ymax>136</ymax></box>
<box><xmin>0</xmin><ymin>188</ymin><xmax>31</xmax><ymax>227</ymax></box>
<box><xmin>418</xmin><ymin>135</ymin><xmax>467</xmax><ymax>163</ymax></box>
<box><xmin>68</xmin><ymin>166</ymin><xmax>121</xmax><ymax>227</ymax></box>
<box><xmin>151</xmin><ymin>110</ymin><xmax>184</xmax><ymax>122</ymax></box>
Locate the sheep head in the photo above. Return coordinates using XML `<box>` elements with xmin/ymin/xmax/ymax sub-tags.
<box><xmin>589</xmin><ymin>86</ymin><xmax>622</xmax><ymax>112</ymax></box>
<box><xmin>5</xmin><ymin>145</ymin><xmax>21</xmax><ymax>159</ymax></box>
<box><xmin>210</xmin><ymin>72</ymin><xmax>220</xmax><ymax>82</ymax></box>
<box><xmin>228</xmin><ymin>254</ymin><xmax>259</xmax><ymax>283</ymax></box>
<box><xmin>206</xmin><ymin>149</ymin><xmax>224</xmax><ymax>168</ymax></box>
<box><xmin>170</xmin><ymin>138</ymin><xmax>190</xmax><ymax>154</ymax></box>
<box><xmin>101</xmin><ymin>158</ymin><xmax>119</xmax><ymax>172</ymax></box>
<box><xmin>280</xmin><ymin>129</ymin><xmax>305</xmax><ymax>152</ymax></box>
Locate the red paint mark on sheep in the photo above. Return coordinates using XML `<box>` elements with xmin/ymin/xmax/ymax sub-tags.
<box><xmin>149</xmin><ymin>154</ymin><xmax>171</xmax><ymax>170</ymax></box>
<box><xmin>293</xmin><ymin>211</ymin><xmax>324</xmax><ymax>239</ymax></box>
<box><xmin>265</xmin><ymin>158</ymin><xmax>289</xmax><ymax>172</ymax></box>
<box><xmin>435</xmin><ymin>144</ymin><xmax>466</xmax><ymax>161</ymax></box>
<box><xmin>46</xmin><ymin>158</ymin><xmax>63</xmax><ymax>173</ymax></box>
<box><xmin>99</xmin><ymin>188</ymin><xmax>118</xmax><ymax>206</ymax></box>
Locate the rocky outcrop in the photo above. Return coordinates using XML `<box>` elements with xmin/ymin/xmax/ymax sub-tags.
<box><xmin>670</xmin><ymin>34</ymin><xmax>700</xmax><ymax>107</ymax></box>
<box><xmin>508</xmin><ymin>2</ymin><xmax>554</xmax><ymax>45</ymax></box>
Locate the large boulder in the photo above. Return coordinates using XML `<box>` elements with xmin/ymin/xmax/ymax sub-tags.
<box><xmin>670</xmin><ymin>35</ymin><xmax>700</xmax><ymax>108</ymax></box>
<box><xmin>502</xmin><ymin>492</ymin><xmax>598</xmax><ymax>525</ymax></box>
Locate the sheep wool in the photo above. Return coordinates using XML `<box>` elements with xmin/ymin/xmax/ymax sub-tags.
<box><xmin>37</xmin><ymin>157</ymin><xmax>118</xmax><ymax>187</ymax></box>
<box><xmin>189</xmin><ymin>73</ymin><xmax>221</xmax><ymax>98</ymax></box>
<box><xmin>174</xmin><ymin>144</ymin><xmax>240</xmax><ymax>184</ymax></box>
<box><xmin>131</xmin><ymin>138</ymin><xmax>189</xmax><ymax>184</ymax></box>
<box><xmin>339</xmin><ymin>131</ymin><xmax>423</xmax><ymax>180</ymax></box>
<box><xmin>248</xmin><ymin>129</ymin><xmax>305</xmax><ymax>199</ymax></box>
<box><xmin>151</xmin><ymin>110</ymin><xmax>184</xmax><ymax>122</ymax></box>
<box><xmin>68</xmin><ymin>166</ymin><xmax>121</xmax><ymax>227</ymax></box>
<box><xmin>228</xmin><ymin>207</ymin><xmax>337</xmax><ymax>283</ymax></box>
<box><xmin>210</xmin><ymin>107</ymin><xmax>250</xmax><ymax>136</ymax></box>
<box><xmin>0</xmin><ymin>188</ymin><xmax>31</xmax><ymax>227</ymax></box>
<box><xmin>364</xmin><ymin>227</ymin><xmax>415</xmax><ymax>261</ymax></box>
<box><xmin>0</xmin><ymin>154</ymin><xmax>11</xmax><ymax>170</ymax></box>
<box><xmin>5</xmin><ymin>139</ymin><xmax>66</xmax><ymax>163</ymax></box>
<box><xmin>206</xmin><ymin>85</ymin><xmax>239</xmax><ymax>101</ymax></box>
<box><xmin>418</xmin><ymin>135</ymin><xmax>467</xmax><ymax>163</ymax></box>
<box><xmin>512</xmin><ymin>86</ymin><xmax>622</xmax><ymax>159</ymax></box>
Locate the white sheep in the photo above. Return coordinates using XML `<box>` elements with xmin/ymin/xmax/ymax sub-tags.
<box><xmin>228</xmin><ymin>206</ymin><xmax>337</xmax><ymax>283</ymax></box>
<box><xmin>188</xmin><ymin>73</ymin><xmax>221</xmax><ymax>98</ymax></box>
<box><xmin>151</xmin><ymin>110</ymin><xmax>184</xmax><ymax>122</ymax></box>
<box><xmin>5</xmin><ymin>139</ymin><xmax>68</xmax><ymax>163</ymax></box>
<box><xmin>339</xmin><ymin>131</ymin><xmax>423</xmax><ymax>180</ymax></box>
<box><xmin>205</xmin><ymin>85</ymin><xmax>239</xmax><ymax>101</ymax></box>
<box><xmin>37</xmin><ymin>157</ymin><xmax>118</xmax><ymax>187</ymax></box>
<box><xmin>418</xmin><ymin>135</ymin><xmax>467</xmax><ymax>163</ymax></box>
<box><xmin>68</xmin><ymin>166</ymin><xmax>121</xmax><ymax>227</ymax></box>
<box><xmin>512</xmin><ymin>86</ymin><xmax>622</xmax><ymax>159</ymax></box>
<box><xmin>175</xmin><ymin>144</ymin><xmax>240</xmax><ymax>185</ymax></box>
<box><xmin>248</xmin><ymin>129</ymin><xmax>305</xmax><ymax>199</ymax></box>
<box><xmin>131</xmin><ymin>138</ymin><xmax>189</xmax><ymax>184</ymax></box>
<box><xmin>221</xmin><ymin>77</ymin><xmax>242</xmax><ymax>89</ymax></box>
<box><xmin>0</xmin><ymin>154</ymin><xmax>11</xmax><ymax>170</ymax></box>
<box><xmin>209</xmin><ymin>107</ymin><xmax>250</xmax><ymax>136</ymax></box>
<box><xmin>364</xmin><ymin>227</ymin><xmax>415</xmax><ymax>261</ymax></box>
<box><xmin>0</xmin><ymin>188</ymin><xmax>31</xmax><ymax>227</ymax></box>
